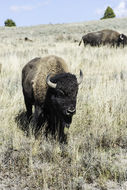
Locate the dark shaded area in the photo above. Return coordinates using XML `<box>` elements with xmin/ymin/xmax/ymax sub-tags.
<box><xmin>15</xmin><ymin>110</ymin><xmax>30</xmax><ymax>136</ymax></box>
<box><xmin>15</xmin><ymin>109</ymin><xmax>45</xmax><ymax>138</ymax></box>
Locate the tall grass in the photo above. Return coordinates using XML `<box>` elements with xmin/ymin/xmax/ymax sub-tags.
<box><xmin>0</xmin><ymin>17</ymin><xmax>127</xmax><ymax>189</ymax></box>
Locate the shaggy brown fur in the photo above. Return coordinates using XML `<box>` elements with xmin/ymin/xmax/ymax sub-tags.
<box><xmin>32</xmin><ymin>55</ymin><xmax>69</xmax><ymax>104</ymax></box>
<box><xmin>100</xmin><ymin>29</ymin><xmax>120</xmax><ymax>46</ymax></box>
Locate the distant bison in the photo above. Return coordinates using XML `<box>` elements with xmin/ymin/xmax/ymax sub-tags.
<box><xmin>79</xmin><ymin>29</ymin><xmax>127</xmax><ymax>47</ymax></box>
<box><xmin>22</xmin><ymin>55</ymin><xmax>83</xmax><ymax>142</ymax></box>
<box><xmin>24</xmin><ymin>37</ymin><xmax>33</xmax><ymax>42</ymax></box>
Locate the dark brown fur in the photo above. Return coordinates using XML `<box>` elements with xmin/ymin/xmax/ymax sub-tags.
<box><xmin>100</xmin><ymin>29</ymin><xmax>120</xmax><ymax>46</ymax></box>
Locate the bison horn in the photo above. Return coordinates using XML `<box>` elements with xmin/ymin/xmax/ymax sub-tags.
<box><xmin>77</xmin><ymin>70</ymin><xmax>83</xmax><ymax>85</ymax></box>
<box><xmin>46</xmin><ymin>74</ymin><xmax>57</xmax><ymax>88</ymax></box>
<box><xmin>120</xmin><ymin>34</ymin><xmax>124</xmax><ymax>40</ymax></box>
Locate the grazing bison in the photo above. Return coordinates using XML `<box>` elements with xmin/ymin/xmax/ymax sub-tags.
<box><xmin>79</xmin><ymin>29</ymin><xmax>127</xmax><ymax>47</ymax></box>
<box><xmin>79</xmin><ymin>32</ymin><xmax>102</xmax><ymax>47</ymax></box>
<box><xmin>24</xmin><ymin>37</ymin><xmax>33</xmax><ymax>42</ymax></box>
<box><xmin>22</xmin><ymin>55</ymin><xmax>83</xmax><ymax>142</ymax></box>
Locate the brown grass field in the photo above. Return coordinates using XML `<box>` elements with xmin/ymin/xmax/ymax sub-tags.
<box><xmin>0</xmin><ymin>17</ymin><xmax>127</xmax><ymax>189</ymax></box>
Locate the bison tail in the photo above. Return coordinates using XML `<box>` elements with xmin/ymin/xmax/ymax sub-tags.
<box><xmin>79</xmin><ymin>38</ymin><xmax>82</xmax><ymax>46</ymax></box>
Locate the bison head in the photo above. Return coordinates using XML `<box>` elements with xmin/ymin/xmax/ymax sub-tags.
<box><xmin>46</xmin><ymin>71</ymin><xmax>83</xmax><ymax>127</ymax></box>
<box><xmin>119</xmin><ymin>34</ymin><xmax>127</xmax><ymax>46</ymax></box>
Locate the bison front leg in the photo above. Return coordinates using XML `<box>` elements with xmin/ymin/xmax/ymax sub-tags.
<box><xmin>45</xmin><ymin>114</ymin><xmax>57</xmax><ymax>139</ymax></box>
<box><xmin>59</xmin><ymin>121</ymin><xmax>67</xmax><ymax>143</ymax></box>
<box><xmin>32</xmin><ymin>105</ymin><xmax>45</xmax><ymax>134</ymax></box>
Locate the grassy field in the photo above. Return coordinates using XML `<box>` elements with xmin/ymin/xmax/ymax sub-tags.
<box><xmin>0</xmin><ymin>17</ymin><xmax>127</xmax><ymax>189</ymax></box>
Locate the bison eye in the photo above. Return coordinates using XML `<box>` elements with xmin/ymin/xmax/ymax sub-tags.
<box><xmin>57</xmin><ymin>89</ymin><xmax>65</xmax><ymax>97</ymax></box>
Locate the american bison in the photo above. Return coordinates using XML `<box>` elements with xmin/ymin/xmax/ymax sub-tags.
<box><xmin>79</xmin><ymin>29</ymin><xmax>127</xmax><ymax>47</ymax></box>
<box><xmin>22</xmin><ymin>55</ymin><xmax>83</xmax><ymax>142</ymax></box>
<box><xmin>24</xmin><ymin>37</ymin><xmax>33</xmax><ymax>42</ymax></box>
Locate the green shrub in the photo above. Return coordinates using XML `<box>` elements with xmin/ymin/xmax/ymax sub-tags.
<box><xmin>101</xmin><ymin>6</ymin><xmax>116</xmax><ymax>19</ymax></box>
<box><xmin>4</xmin><ymin>19</ymin><xmax>16</xmax><ymax>27</ymax></box>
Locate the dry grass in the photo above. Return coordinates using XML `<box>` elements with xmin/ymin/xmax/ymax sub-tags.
<box><xmin>0</xmin><ymin>17</ymin><xmax>127</xmax><ymax>189</ymax></box>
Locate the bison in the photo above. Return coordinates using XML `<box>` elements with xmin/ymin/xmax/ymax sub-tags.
<box><xmin>22</xmin><ymin>55</ymin><xmax>83</xmax><ymax>142</ymax></box>
<box><xmin>24</xmin><ymin>37</ymin><xmax>33</xmax><ymax>42</ymax></box>
<box><xmin>79</xmin><ymin>29</ymin><xmax>127</xmax><ymax>47</ymax></box>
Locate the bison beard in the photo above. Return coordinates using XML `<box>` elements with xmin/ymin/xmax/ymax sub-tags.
<box><xmin>33</xmin><ymin>73</ymin><xmax>78</xmax><ymax>143</ymax></box>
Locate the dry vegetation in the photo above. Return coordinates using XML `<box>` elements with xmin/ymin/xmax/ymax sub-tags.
<box><xmin>0</xmin><ymin>17</ymin><xmax>127</xmax><ymax>189</ymax></box>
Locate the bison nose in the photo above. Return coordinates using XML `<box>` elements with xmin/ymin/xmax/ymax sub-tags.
<box><xmin>66</xmin><ymin>107</ymin><xmax>76</xmax><ymax>115</ymax></box>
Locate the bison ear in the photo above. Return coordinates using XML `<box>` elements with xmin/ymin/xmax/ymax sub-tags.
<box><xmin>46</xmin><ymin>74</ymin><xmax>57</xmax><ymax>88</ymax></box>
<box><xmin>77</xmin><ymin>70</ymin><xmax>83</xmax><ymax>85</ymax></box>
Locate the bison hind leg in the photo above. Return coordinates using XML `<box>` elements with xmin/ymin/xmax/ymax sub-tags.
<box><xmin>24</xmin><ymin>98</ymin><xmax>33</xmax><ymax>120</ymax></box>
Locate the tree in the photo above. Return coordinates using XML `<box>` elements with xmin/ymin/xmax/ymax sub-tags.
<box><xmin>4</xmin><ymin>19</ymin><xmax>16</xmax><ymax>27</ymax></box>
<box><xmin>101</xmin><ymin>6</ymin><xmax>116</xmax><ymax>19</ymax></box>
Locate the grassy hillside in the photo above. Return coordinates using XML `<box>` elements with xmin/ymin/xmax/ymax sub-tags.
<box><xmin>0</xmin><ymin>17</ymin><xmax>127</xmax><ymax>189</ymax></box>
